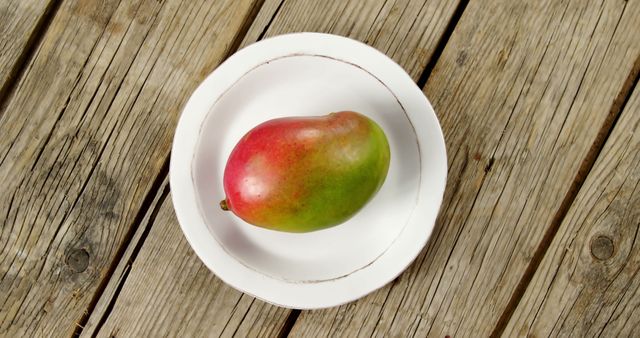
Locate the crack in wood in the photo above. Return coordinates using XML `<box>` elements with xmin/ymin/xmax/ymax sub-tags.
<box><xmin>0</xmin><ymin>0</ymin><xmax>63</xmax><ymax>116</ymax></box>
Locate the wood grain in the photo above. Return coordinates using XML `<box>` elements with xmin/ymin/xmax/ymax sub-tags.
<box><xmin>289</xmin><ymin>0</ymin><xmax>640</xmax><ymax>337</ymax></box>
<box><xmin>86</xmin><ymin>192</ymin><xmax>292</xmax><ymax>337</ymax></box>
<box><xmin>79</xmin><ymin>175</ymin><xmax>169</xmax><ymax>337</ymax></box>
<box><xmin>252</xmin><ymin>0</ymin><xmax>463</xmax><ymax>81</ymax></box>
<box><xmin>503</xmin><ymin>83</ymin><xmax>640</xmax><ymax>337</ymax></box>
<box><xmin>80</xmin><ymin>0</ymin><xmax>466</xmax><ymax>336</ymax></box>
<box><xmin>0</xmin><ymin>0</ymin><xmax>259</xmax><ymax>335</ymax></box>
<box><xmin>0</xmin><ymin>0</ymin><xmax>57</xmax><ymax>104</ymax></box>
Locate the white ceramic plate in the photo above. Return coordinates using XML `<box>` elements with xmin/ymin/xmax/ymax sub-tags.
<box><xmin>170</xmin><ymin>33</ymin><xmax>447</xmax><ymax>309</ymax></box>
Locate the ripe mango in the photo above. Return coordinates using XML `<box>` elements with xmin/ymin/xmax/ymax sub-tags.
<box><xmin>221</xmin><ymin>111</ymin><xmax>390</xmax><ymax>232</ymax></box>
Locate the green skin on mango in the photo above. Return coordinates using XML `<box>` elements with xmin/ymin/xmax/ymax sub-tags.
<box><xmin>221</xmin><ymin>111</ymin><xmax>390</xmax><ymax>232</ymax></box>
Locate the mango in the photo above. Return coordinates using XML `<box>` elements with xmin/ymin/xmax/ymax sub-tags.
<box><xmin>221</xmin><ymin>111</ymin><xmax>390</xmax><ymax>232</ymax></box>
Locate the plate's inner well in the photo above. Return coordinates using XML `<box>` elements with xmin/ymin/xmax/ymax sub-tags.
<box><xmin>193</xmin><ymin>55</ymin><xmax>421</xmax><ymax>282</ymax></box>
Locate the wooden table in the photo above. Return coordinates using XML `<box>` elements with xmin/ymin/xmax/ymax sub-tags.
<box><xmin>1</xmin><ymin>0</ymin><xmax>639</xmax><ymax>336</ymax></box>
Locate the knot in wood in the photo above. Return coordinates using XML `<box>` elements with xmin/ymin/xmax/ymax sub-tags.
<box><xmin>67</xmin><ymin>248</ymin><xmax>90</xmax><ymax>273</ymax></box>
<box><xmin>590</xmin><ymin>235</ymin><xmax>614</xmax><ymax>261</ymax></box>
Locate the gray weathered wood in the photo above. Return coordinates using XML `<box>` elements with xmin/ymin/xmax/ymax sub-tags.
<box><xmin>0</xmin><ymin>0</ymin><xmax>56</xmax><ymax>102</ymax></box>
<box><xmin>288</xmin><ymin>0</ymin><xmax>640</xmax><ymax>337</ymax></box>
<box><xmin>0</xmin><ymin>0</ymin><xmax>259</xmax><ymax>335</ymax></box>
<box><xmin>504</xmin><ymin>84</ymin><xmax>640</xmax><ymax>337</ymax></box>
<box><xmin>80</xmin><ymin>0</ymin><xmax>465</xmax><ymax>336</ymax></box>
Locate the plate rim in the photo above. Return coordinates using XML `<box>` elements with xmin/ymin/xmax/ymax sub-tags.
<box><xmin>170</xmin><ymin>32</ymin><xmax>447</xmax><ymax>309</ymax></box>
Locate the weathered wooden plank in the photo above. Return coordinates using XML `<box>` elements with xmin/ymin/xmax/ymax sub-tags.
<box><xmin>0</xmin><ymin>0</ymin><xmax>57</xmax><ymax>104</ymax></box>
<box><xmin>80</xmin><ymin>0</ymin><xmax>465</xmax><ymax>335</ymax></box>
<box><xmin>288</xmin><ymin>0</ymin><xmax>640</xmax><ymax>337</ymax></box>
<box><xmin>503</xmin><ymin>83</ymin><xmax>640</xmax><ymax>337</ymax></box>
<box><xmin>0</xmin><ymin>0</ymin><xmax>259</xmax><ymax>335</ymax></box>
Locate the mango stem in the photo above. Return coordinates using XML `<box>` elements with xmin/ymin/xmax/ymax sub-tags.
<box><xmin>220</xmin><ymin>199</ymin><xmax>229</xmax><ymax>211</ymax></box>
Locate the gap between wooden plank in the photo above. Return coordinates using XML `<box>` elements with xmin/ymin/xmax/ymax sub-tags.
<box><xmin>490</xmin><ymin>53</ymin><xmax>640</xmax><ymax>338</ymax></box>
<box><xmin>89</xmin><ymin>181</ymin><xmax>170</xmax><ymax>337</ymax></box>
<box><xmin>0</xmin><ymin>0</ymin><xmax>63</xmax><ymax>115</ymax></box>
<box><xmin>256</xmin><ymin>0</ymin><xmax>286</xmax><ymax>41</ymax></box>
<box><xmin>278</xmin><ymin>309</ymin><xmax>301</xmax><ymax>338</ymax></box>
<box><xmin>416</xmin><ymin>0</ymin><xmax>470</xmax><ymax>89</ymax></box>
<box><xmin>72</xmin><ymin>158</ymin><xmax>169</xmax><ymax>337</ymax></box>
<box><xmin>71</xmin><ymin>0</ymin><xmax>270</xmax><ymax>335</ymax></box>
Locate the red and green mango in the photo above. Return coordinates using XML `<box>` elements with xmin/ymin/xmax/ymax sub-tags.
<box><xmin>221</xmin><ymin>111</ymin><xmax>390</xmax><ymax>232</ymax></box>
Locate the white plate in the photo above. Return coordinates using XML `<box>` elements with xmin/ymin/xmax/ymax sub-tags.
<box><xmin>170</xmin><ymin>33</ymin><xmax>447</xmax><ymax>309</ymax></box>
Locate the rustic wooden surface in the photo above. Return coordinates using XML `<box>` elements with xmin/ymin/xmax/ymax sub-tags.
<box><xmin>0</xmin><ymin>0</ymin><xmax>57</xmax><ymax>104</ymax></box>
<box><xmin>1</xmin><ymin>0</ymin><xmax>639</xmax><ymax>337</ymax></box>
<box><xmin>504</xmin><ymin>84</ymin><xmax>640</xmax><ymax>337</ymax></box>
<box><xmin>0</xmin><ymin>0</ymin><xmax>259</xmax><ymax>336</ymax></box>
